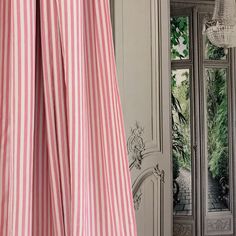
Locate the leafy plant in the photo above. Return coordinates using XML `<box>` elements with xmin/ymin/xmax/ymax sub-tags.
<box><xmin>205</xmin><ymin>38</ymin><xmax>226</xmax><ymax>60</ymax></box>
<box><xmin>206</xmin><ymin>69</ymin><xmax>229</xmax><ymax>182</ymax></box>
<box><xmin>172</xmin><ymin>71</ymin><xmax>191</xmax><ymax>179</ymax></box>
<box><xmin>170</xmin><ymin>15</ymin><xmax>229</xmax><ymax>186</ymax></box>
<box><xmin>171</xmin><ymin>16</ymin><xmax>191</xmax><ymax>179</ymax></box>
<box><xmin>171</xmin><ymin>16</ymin><xmax>189</xmax><ymax>60</ymax></box>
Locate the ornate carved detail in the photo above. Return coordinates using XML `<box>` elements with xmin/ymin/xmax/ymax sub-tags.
<box><xmin>173</xmin><ymin>223</ymin><xmax>192</xmax><ymax>236</ymax></box>
<box><xmin>133</xmin><ymin>189</ymin><xmax>143</xmax><ymax>211</ymax></box>
<box><xmin>132</xmin><ymin>164</ymin><xmax>165</xmax><ymax>211</ymax></box>
<box><xmin>127</xmin><ymin>122</ymin><xmax>146</xmax><ymax>170</ymax></box>
<box><xmin>207</xmin><ymin>218</ymin><xmax>231</xmax><ymax>233</ymax></box>
<box><xmin>153</xmin><ymin>164</ymin><xmax>165</xmax><ymax>183</ymax></box>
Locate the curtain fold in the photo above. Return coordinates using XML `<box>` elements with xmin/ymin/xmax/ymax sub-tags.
<box><xmin>0</xmin><ymin>0</ymin><xmax>137</xmax><ymax>235</ymax></box>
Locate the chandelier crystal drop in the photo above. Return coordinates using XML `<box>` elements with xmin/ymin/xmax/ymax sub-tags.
<box><xmin>203</xmin><ymin>0</ymin><xmax>236</xmax><ymax>52</ymax></box>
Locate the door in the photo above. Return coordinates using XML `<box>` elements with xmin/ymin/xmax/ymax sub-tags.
<box><xmin>111</xmin><ymin>0</ymin><xmax>172</xmax><ymax>236</ymax></box>
<box><xmin>171</xmin><ymin>2</ymin><xmax>236</xmax><ymax>236</ymax></box>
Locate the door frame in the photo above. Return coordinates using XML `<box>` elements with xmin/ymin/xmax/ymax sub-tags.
<box><xmin>171</xmin><ymin>1</ymin><xmax>236</xmax><ymax>236</ymax></box>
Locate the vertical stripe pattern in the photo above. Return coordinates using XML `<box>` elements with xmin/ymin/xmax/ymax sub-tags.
<box><xmin>0</xmin><ymin>0</ymin><xmax>137</xmax><ymax>235</ymax></box>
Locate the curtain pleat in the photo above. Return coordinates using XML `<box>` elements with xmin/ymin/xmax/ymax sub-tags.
<box><xmin>0</xmin><ymin>0</ymin><xmax>137</xmax><ymax>235</ymax></box>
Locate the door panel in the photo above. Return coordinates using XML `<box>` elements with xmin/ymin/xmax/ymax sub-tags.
<box><xmin>203</xmin><ymin>67</ymin><xmax>233</xmax><ymax>235</ymax></box>
<box><xmin>170</xmin><ymin>9</ymin><xmax>196</xmax><ymax>236</ymax></box>
<box><xmin>199</xmin><ymin>12</ymin><xmax>235</xmax><ymax>236</ymax></box>
<box><xmin>112</xmin><ymin>0</ymin><xmax>172</xmax><ymax>235</ymax></box>
<box><xmin>170</xmin><ymin>4</ymin><xmax>235</xmax><ymax>236</ymax></box>
<box><xmin>133</xmin><ymin>168</ymin><xmax>164</xmax><ymax>236</ymax></box>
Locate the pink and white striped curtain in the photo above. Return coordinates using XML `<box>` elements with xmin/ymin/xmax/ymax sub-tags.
<box><xmin>0</xmin><ymin>0</ymin><xmax>137</xmax><ymax>235</ymax></box>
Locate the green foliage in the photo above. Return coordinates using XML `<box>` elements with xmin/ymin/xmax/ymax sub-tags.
<box><xmin>171</xmin><ymin>16</ymin><xmax>189</xmax><ymax>60</ymax></box>
<box><xmin>170</xmin><ymin>14</ymin><xmax>229</xmax><ymax>184</ymax></box>
<box><xmin>172</xmin><ymin>71</ymin><xmax>191</xmax><ymax>179</ymax></box>
<box><xmin>171</xmin><ymin>16</ymin><xmax>191</xmax><ymax>179</ymax></box>
<box><xmin>205</xmin><ymin>38</ymin><xmax>226</xmax><ymax>60</ymax></box>
<box><xmin>207</xmin><ymin>69</ymin><xmax>229</xmax><ymax>182</ymax></box>
<box><xmin>171</xmin><ymin>68</ymin><xmax>229</xmax><ymax>182</ymax></box>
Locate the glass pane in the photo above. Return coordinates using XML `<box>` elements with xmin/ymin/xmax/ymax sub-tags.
<box><xmin>171</xmin><ymin>16</ymin><xmax>190</xmax><ymax>60</ymax></box>
<box><xmin>205</xmin><ymin>68</ymin><xmax>230</xmax><ymax>212</ymax></box>
<box><xmin>172</xmin><ymin>69</ymin><xmax>192</xmax><ymax>216</ymax></box>
<box><xmin>204</xmin><ymin>36</ymin><xmax>226</xmax><ymax>60</ymax></box>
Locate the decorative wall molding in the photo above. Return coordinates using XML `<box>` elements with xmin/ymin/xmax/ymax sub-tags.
<box><xmin>206</xmin><ymin>217</ymin><xmax>232</xmax><ymax>234</ymax></box>
<box><xmin>149</xmin><ymin>0</ymin><xmax>163</xmax><ymax>153</ymax></box>
<box><xmin>133</xmin><ymin>189</ymin><xmax>143</xmax><ymax>211</ymax></box>
<box><xmin>133</xmin><ymin>165</ymin><xmax>164</xmax><ymax>235</ymax></box>
<box><xmin>173</xmin><ymin>223</ymin><xmax>192</xmax><ymax>236</ymax></box>
<box><xmin>113</xmin><ymin>0</ymin><xmax>172</xmax><ymax>234</ymax></box>
<box><xmin>115</xmin><ymin>0</ymin><xmax>163</xmax><ymax>154</ymax></box>
<box><xmin>132</xmin><ymin>164</ymin><xmax>165</xmax><ymax>197</ymax></box>
<box><xmin>132</xmin><ymin>164</ymin><xmax>165</xmax><ymax>214</ymax></box>
<box><xmin>153</xmin><ymin>164</ymin><xmax>165</xmax><ymax>183</ymax></box>
<box><xmin>127</xmin><ymin>122</ymin><xmax>146</xmax><ymax>170</ymax></box>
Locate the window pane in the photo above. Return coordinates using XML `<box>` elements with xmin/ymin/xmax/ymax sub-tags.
<box><xmin>172</xmin><ymin>69</ymin><xmax>192</xmax><ymax>216</ymax></box>
<box><xmin>171</xmin><ymin>16</ymin><xmax>190</xmax><ymax>60</ymax></box>
<box><xmin>204</xmin><ymin>36</ymin><xmax>226</xmax><ymax>60</ymax></box>
<box><xmin>205</xmin><ymin>68</ymin><xmax>230</xmax><ymax>212</ymax></box>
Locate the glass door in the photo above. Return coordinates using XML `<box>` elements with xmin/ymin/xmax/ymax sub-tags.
<box><xmin>200</xmin><ymin>13</ymin><xmax>234</xmax><ymax>235</ymax></box>
<box><xmin>171</xmin><ymin>5</ymin><xmax>235</xmax><ymax>236</ymax></box>
<box><xmin>171</xmin><ymin>9</ymin><xmax>196</xmax><ymax>235</ymax></box>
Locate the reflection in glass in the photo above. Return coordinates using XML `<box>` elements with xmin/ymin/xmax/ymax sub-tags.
<box><xmin>205</xmin><ymin>68</ymin><xmax>230</xmax><ymax>212</ymax></box>
<box><xmin>204</xmin><ymin>36</ymin><xmax>226</xmax><ymax>60</ymax></box>
<box><xmin>172</xmin><ymin>69</ymin><xmax>192</xmax><ymax>216</ymax></box>
<box><xmin>171</xmin><ymin>16</ymin><xmax>190</xmax><ymax>60</ymax></box>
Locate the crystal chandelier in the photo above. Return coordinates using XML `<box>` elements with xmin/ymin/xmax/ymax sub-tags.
<box><xmin>203</xmin><ymin>0</ymin><xmax>236</xmax><ymax>53</ymax></box>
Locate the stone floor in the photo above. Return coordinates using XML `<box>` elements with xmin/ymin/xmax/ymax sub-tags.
<box><xmin>174</xmin><ymin>168</ymin><xmax>228</xmax><ymax>216</ymax></box>
<box><xmin>208</xmin><ymin>171</ymin><xmax>228</xmax><ymax>212</ymax></box>
<box><xmin>174</xmin><ymin>168</ymin><xmax>192</xmax><ymax>216</ymax></box>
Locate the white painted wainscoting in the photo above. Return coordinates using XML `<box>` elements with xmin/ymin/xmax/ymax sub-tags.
<box><xmin>111</xmin><ymin>0</ymin><xmax>172</xmax><ymax>235</ymax></box>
